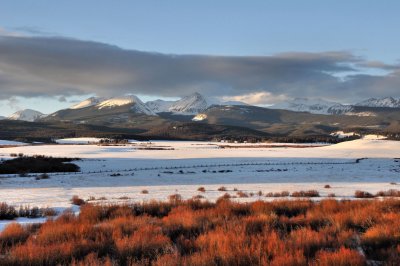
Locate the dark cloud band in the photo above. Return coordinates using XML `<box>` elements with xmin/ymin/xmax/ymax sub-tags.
<box><xmin>0</xmin><ymin>35</ymin><xmax>399</xmax><ymax>102</ymax></box>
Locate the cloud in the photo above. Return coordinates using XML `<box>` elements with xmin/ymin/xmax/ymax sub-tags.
<box><xmin>0</xmin><ymin>35</ymin><xmax>399</xmax><ymax>103</ymax></box>
<box><xmin>221</xmin><ymin>92</ymin><xmax>288</xmax><ymax>105</ymax></box>
<box><xmin>0</xmin><ymin>27</ymin><xmax>24</xmax><ymax>37</ymax></box>
<box><xmin>58</xmin><ymin>96</ymin><xmax>67</xmax><ymax>102</ymax></box>
<box><xmin>10</xmin><ymin>26</ymin><xmax>56</xmax><ymax>36</ymax></box>
<box><xmin>357</xmin><ymin>60</ymin><xmax>400</xmax><ymax>71</ymax></box>
<box><xmin>6</xmin><ymin>96</ymin><xmax>21</xmax><ymax>111</ymax></box>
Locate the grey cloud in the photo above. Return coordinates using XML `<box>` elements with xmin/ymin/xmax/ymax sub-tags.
<box><xmin>6</xmin><ymin>96</ymin><xmax>20</xmax><ymax>111</ymax></box>
<box><xmin>357</xmin><ymin>60</ymin><xmax>400</xmax><ymax>71</ymax></box>
<box><xmin>58</xmin><ymin>96</ymin><xmax>67</xmax><ymax>102</ymax></box>
<box><xmin>0</xmin><ymin>35</ymin><xmax>399</xmax><ymax>102</ymax></box>
<box><xmin>10</xmin><ymin>26</ymin><xmax>56</xmax><ymax>36</ymax></box>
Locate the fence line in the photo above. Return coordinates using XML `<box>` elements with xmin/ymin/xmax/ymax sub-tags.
<box><xmin>0</xmin><ymin>159</ymin><xmax>359</xmax><ymax>178</ymax></box>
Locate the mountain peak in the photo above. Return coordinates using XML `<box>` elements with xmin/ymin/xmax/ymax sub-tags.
<box><xmin>70</xmin><ymin>96</ymin><xmax>104</xmax><ymax>109</ymax></box>
<box><xmin>168</xmin><ymin>92</ymin><xmax>209</xmax><ymax>114</ymax></box>
<box><xmin>8</xmin><ymin>109</ymin><xmax>45</xmax><ymax>122</ymax></box>
<box><xmin>95</xmin><ymin>95</ymin><xmax>156</xmax><ymax>115</ymax></box>
<box><xmin>96</xmin><ymin>95</ymin><xmax>141</xmax><ymax>109</ymax></box>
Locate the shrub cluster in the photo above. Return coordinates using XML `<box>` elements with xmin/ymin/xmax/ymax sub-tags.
<box><xmin>265</xmin><ymin>191</ymin><xmax>290</xmax><ymax>197</ymax></box>
<box><xmin>355</xmin><ymin>190</ymin><xmax>400</xmax><ymax>198</ymax></box>
<box><xmin>0</xmin><ymin>203</ymin><xmax>56</xmax><ymax>220</ymax></box>
<box><xmin>1</xmin><ymin>199</ymin><xmax>400</xmax><ymax>265</ymax></box>
<box><xmin>291</xmin><ymin>190</ymin><xmax>320</xmax><ymax>197</ymax></box>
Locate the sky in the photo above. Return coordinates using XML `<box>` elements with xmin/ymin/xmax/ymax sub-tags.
<box><xmin>0</xmin><ymin>0</ymin><xmax>400</xmax><ymax>116</ymax></box>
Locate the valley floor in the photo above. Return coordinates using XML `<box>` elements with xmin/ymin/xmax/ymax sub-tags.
<box><xmin>0</xmin><ymin>136</ymin><xmax>399</xmax><ymax>211</ymax></box>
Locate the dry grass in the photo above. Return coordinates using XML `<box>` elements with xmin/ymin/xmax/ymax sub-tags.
<box><xmin>1</xmin><ymin>199</ymin><xmax>400</xmax><ymax>265</ymax></box>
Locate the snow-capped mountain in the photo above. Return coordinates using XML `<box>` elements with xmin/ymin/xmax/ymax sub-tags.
<box><xmin>70</xmin><ymin>97</ymin><xmax>104</xmax><ymax>109</ymax></box>
<box><xmin>145</xmin><ymin>92</ymin><xmax>209</xmax><ymax>115</ymax></box>
<box><xmin>272</xmin><ymin>98</ymin><xmax>353</xmax><ymax>115</ymax></box>
<box><xmin>145</xmin><ymin>92</ymin><xmax>247</xmax><ymax>115</ymax></box>
<box><xmin>68</xmin><ymin>95</ymin><xmax>156</xmax><ymax>115</ymax></box>
<box><xmin>0</xmin><ymin>116</ymin><xmax>5</xmax><ymax>120</ymax></box>
<box><xmin>8</xmin><ymin>109</ymin><xmax>46</xmax><ymax>122</ymax></box>
<box><xmin>355</xmin><ymin>97</ymin><xmax>400</xmax><ymax>108</ymax></box>
<box><xmin>96</xmin><ymin>95</ymin><xmax>156</xmax><ymax>115</ymax></box>
<box><xmin>168</xmin><ymin>92</ymin><xmax>209</xmax><ymax>114</ymax></box>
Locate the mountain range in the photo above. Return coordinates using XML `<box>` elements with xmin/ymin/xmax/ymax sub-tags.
<box><xmin>5</xmin><ymin>94</ymin><xmax>400</xmax><ymax>122</ymax></box>
<box><xmin>271</xmin><ymin>97</ymin><xmax>400</xmax><ymax>115</ymax></box>
<box><xmin>1</xmin><ymin>93</ymin><xmax>400</xmax><ymax>141</ymax></box>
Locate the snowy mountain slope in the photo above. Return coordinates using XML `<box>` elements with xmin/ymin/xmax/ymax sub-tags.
<box><xmin>272</xmin><ymin>98</ymin><xmax>353</xmax><ymax>115</ymax></box>
<box><xmin>70</xmin><ymin>97</ymin><xmax>104</xmax><ymax>109</ymax></box>
<box><xmin>145</xmin><ymin>92</ymin><xmax>210</xmax><ymax>115</ymax></box>
<box><xmin>0</xmin><ymin>116</ymin><xmax>5</xmax><ymax>120</ymax></box>
<box><xmin>145</xmin><ymin>99</ymin><xmax>175</xmax><ymax>113</ymax></box>
<box><xmin>326</xmin><ymin>104</ymin><xmax>354</xmax><ymax>115</ymax></box>
<box><xmin>96</xmin><ymin>95</ymin><xmax>156</xmax><ymax>115</ymax></box>
<box><xmin>145</xmin><ymin>92</ymin><xmax>247</xmax><ymax>115</ymax></box>
<box><xmin>168</xmin><ymin>92</ymin><xmax>209</xmax><ymax>114</ymax></box>
<box><xmin>96</xmin><ymin>96</ymin><xmax>139</xmax><ymax>109</ymax></box>
<box><xmin>7</xmin><ymin>109</ymin><xmax>46</xmax><ymax>122</ymax></box>
<box><xmin>355</xmin><ymin>97</ymin><xmax>400</xmax><ymax>108</ymax></box>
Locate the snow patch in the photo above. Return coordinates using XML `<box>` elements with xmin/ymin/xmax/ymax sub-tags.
<box><xmin>192</xmin><ymin>114</ymin><xmax>207</xmax><ymax>121</ymax></box>
<box><xmin>0</xmin><ymin>140</ymin><xmax>27</xmax><ymax>146</ymax></box>
<box><xmin>0</xmin><ymin>217</ymin><xmax>47</xmax><ymax>232</ymax></box>
<box><xmin>330</xmin><ymin>131</ymin><xmax>359</xmax><ymax>139</ymax></box>
<box><xmin>362</xmin><ymin>134</ymin><xmax>387</xmax><ymax>140</ymax></box>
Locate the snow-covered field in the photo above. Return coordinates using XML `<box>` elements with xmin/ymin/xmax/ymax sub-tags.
<box><xmin>0</xmin><ymin>140</ymin><xmax>27</xmax><ymax>146</ymax></box>
<box><xmin>0</xmin><ymin>136</ymin><xmax>399</xmax><ymax>224</ymax></box>
<box><xmin>55</xmin><ymin>137</ymin><xmax>106</xmax><ymax>144</ymax></box>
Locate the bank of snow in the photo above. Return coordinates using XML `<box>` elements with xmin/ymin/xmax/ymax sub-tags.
<box><xmin>0</xmin><ymin>140</ymin><xmax>27</xmax><ymax>146</ymax></box>
<box><xmin>55</xmin><ymin>138</ymin><xmax>105</xmax><ymax>144</ymax></box>
<box><xmin>0</xmin><ymin>217</ymin><xmax>47</xmax><ymax>232</ymax></box>
<box><xmin>2</xmin><ymin>137</ymin><xmax>398</xmax><ymax>159</ymax></box>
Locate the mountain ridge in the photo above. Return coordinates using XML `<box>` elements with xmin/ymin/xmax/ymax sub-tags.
<box><xmin>5</xmin><ymin>94</ymin><xmax>400</xmax><ymax>123</ymax></box>
<box><xmin>355</xmin><ymin>97</ymin><xmax>400</xmax><ymax>108</ymax></box>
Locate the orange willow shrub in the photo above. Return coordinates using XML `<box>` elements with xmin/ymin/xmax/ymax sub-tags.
<box><xmin>115</xmin><ymin>225</ymin><xmax>172</xmax><ymax>262</ymax></box>
<box><xmin>0</xmin><ymin>223</ymin><xmax>29</xmax><ymax>250</ymax></box>
<box><xmin>313</xmin><ymin>246</ymin><xmax>365</xmax><ymax>266</ymax></box>
<box><xmin>0</xmin><ymin>199</ymin><xmax>399</xmax><ymax>265</ymax></box>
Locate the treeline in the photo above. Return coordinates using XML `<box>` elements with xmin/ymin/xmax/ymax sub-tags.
<box><xmin>0</xmin><ymin>155</ymin><xmax>80</xmax><ymax>174</ymax></box>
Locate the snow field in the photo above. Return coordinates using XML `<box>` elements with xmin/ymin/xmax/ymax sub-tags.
<box><xmin>0</xmin><ymin>136</ymin><xmax>399</xmax><ymax>230</ymax></box>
